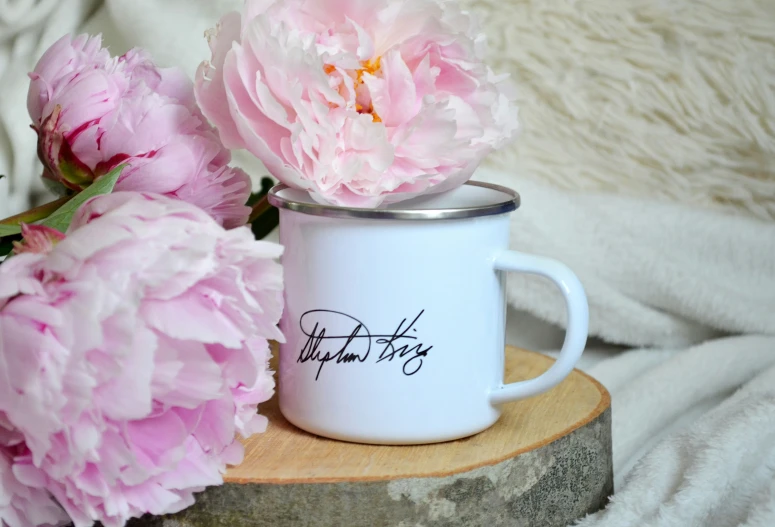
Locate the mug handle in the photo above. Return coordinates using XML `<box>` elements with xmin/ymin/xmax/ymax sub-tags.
<box><xmin>490</xmin><ymin>250</ymin><xmax>589</xmax><ymax>405</ymax></box>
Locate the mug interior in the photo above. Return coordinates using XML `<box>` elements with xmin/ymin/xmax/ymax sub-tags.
<box><xmin>269</xmin><ymin>181</ymin><xmax>520</xmax><ymax>221</ymax></box>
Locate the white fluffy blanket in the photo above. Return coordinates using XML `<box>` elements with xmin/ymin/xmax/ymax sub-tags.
<box><xmin>466</xmin><ymin>0</ymin><xmax>775</xmax><ymax>223</ymax></box>
<box><xmin>2</xmin><ymin>1</ymin><xmax>775</xmax><ymax>526</ymax></box>
<box><xmin>479</xmin><ymin>167</ymin><xmax>775</xmax><ymax>524</ymax></box>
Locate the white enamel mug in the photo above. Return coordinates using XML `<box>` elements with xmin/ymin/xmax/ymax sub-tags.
<box><xmin>268</xmin><ymin>181</ymin><xmax>589</xmax><ymax>445</ymax></box>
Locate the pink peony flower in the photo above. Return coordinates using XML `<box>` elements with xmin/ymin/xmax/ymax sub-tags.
<box><xmin>0</xmin><ymin>191</ymin><xmax>283</xmax><ymax>526</ymax></box>
<box><xmin>1</xmin><ymin>420</ymin><xmax>69</xmax><ymax>527</ymax></box>
<box><xmin>12</xmin><ymin>224</ymin><xmax>66</xmax><ymax>255</ymax></box>
<box><xmin>195</xmin><ymin>0</ymin><xmax>519</xmax><ymax>208</ymax></box>
<box><xmin>28</xmin><ymin>34</ymin><xmax>252</xmax><ymax>228</ymax></box>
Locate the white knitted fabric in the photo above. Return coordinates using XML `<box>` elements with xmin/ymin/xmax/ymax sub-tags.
<box><xmin>463</xmin><ymin>0</ymin><xmax>775</xmax><ymax>221</ymax></box>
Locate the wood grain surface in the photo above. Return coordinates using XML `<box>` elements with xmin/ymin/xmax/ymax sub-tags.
<box><xmin>228</xmin><ymin>346</ymin><xmax>609</xmax><ymax>484</ymax></box>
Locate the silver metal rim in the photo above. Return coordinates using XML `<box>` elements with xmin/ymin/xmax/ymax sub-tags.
<box><xmin>267</xmin><ymin>181</ymin><xmax>520</xmax><ymax>220</ymax></box>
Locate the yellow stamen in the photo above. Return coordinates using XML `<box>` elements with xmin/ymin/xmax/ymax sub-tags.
<box><xmin>364</xmin><ymin>56</ymin><xmax>381</xmax><ymax>75</ymax></box>
<box><xmin>323</xmin><ymin>57</ymin><xmax>384</xmax><ymax>123</ymax></box>
<box><xmin>356</xmin><ymin>56</ymin><xmax>382</xmax><ymax>84</ymax></box>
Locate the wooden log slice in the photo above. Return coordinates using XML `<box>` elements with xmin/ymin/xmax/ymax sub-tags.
<box><xmin>134</xmin><ymin>347</ymin><xmax>612</xmax><ymax>527</ymax></box>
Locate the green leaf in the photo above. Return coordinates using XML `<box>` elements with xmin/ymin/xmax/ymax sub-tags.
<box><xmin>246</xmin><ymin>192</ymin><xmax>263</xmax><ymax>208</ymax></box>
<box><xmin>0</xmin><ymin>234</ymin><xmax>20</xmax><ymax>259</ymax></box>
<box><xmin>251</xmin><ymin>206</ymin><xmax>279</xmax><ymax>241</ymax></box>
<box><xmin>41</xmin><ymin>164</ymin><xmax>125</xmax><ymax>233</ymax></box>
<box><xmin>0</xmin><ymin>217</ymin><xmax>22</xmax><ymax>261</ymax></box>
<box><xmin>0</xmin><ymin>224</ymin><xmax>21</xmax><ymax>237</ymax></box>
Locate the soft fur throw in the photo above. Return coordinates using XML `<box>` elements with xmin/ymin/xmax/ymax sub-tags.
<box><xmin>464</xmin><ymin>0</ymin><xmax>775</xmax><ymax>221</ymax></box>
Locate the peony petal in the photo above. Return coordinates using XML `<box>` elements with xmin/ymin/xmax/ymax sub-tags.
<box><xmin>141</xmin><ymin>289</ymin><xmax>244</xmax><ymax>349</ymax></box>
<box><xmin>195</xmin><ymin>11</ymin><xmax>249</xmax><ymax>150</ymax></box>
<box><xmin>152</xmin><ymin>336</ymin><xmax>225</xmax><ymax>408</ymax></box>
<box><xmin>93</xmin><ymin>323</ymin><xmax>156</xmax><ymax>421</ymax></box>
<box><xmin>126</xmin><ymin>412</ymin><xmax>189</xmax><ymax>469</ymax></box>
<box><xmin>1</xmin><ymin>447</ymin><xmax>69</xmax><ymax>527</ymax></box>
<box><xmin>13</xmin><ymin>224</ymin><xmax>66</xmax><ymax>255</ymax></box>
<box><xmin>193</xmin><ymin>0</ymin><xmax>517</xmax><ymax>206</ymax></box>
<box><xmin>0</xmin><ymin>192</ymin><xmax>282</xmax><ymax>525</ymax></box>
<box><xmin>191</xmin><ymin>398</ymin><xmax>236</xmax><ymax>454</ymax></box>
<box><xmin>363</xmin><ymin>49</ymin><xmax>417</xmax><ymax>127</ymax></box>
<box><xmin>29</xmin><ymin>30</ymin><xmax>251</xmax><ymax>227</ymax></box>
<box><xmin>153</xmin><ymin>437</ymin><xmax>223</xmax><ymax>491</ymax></box>
<box><xmin>342</xmin><ymin>114</ymin><xmax>394</xmax><ymax>171</ymax></box>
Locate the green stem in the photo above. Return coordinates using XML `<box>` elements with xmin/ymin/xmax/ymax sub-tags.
<box><xmin>0</xmin><ymin>195</ymin><xmax>73</xmax><ymax>226</ymax></box>
<box><xmin>248</xmin><ymin>194</ymin><xmax>271</xmax><ymax>224</ymax></box>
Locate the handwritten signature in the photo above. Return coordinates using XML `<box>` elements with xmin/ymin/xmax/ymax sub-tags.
<box><xmin>297</xmin><ymin>310</ymin><xmax>433</xmax><ymax>380</ymax></box>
